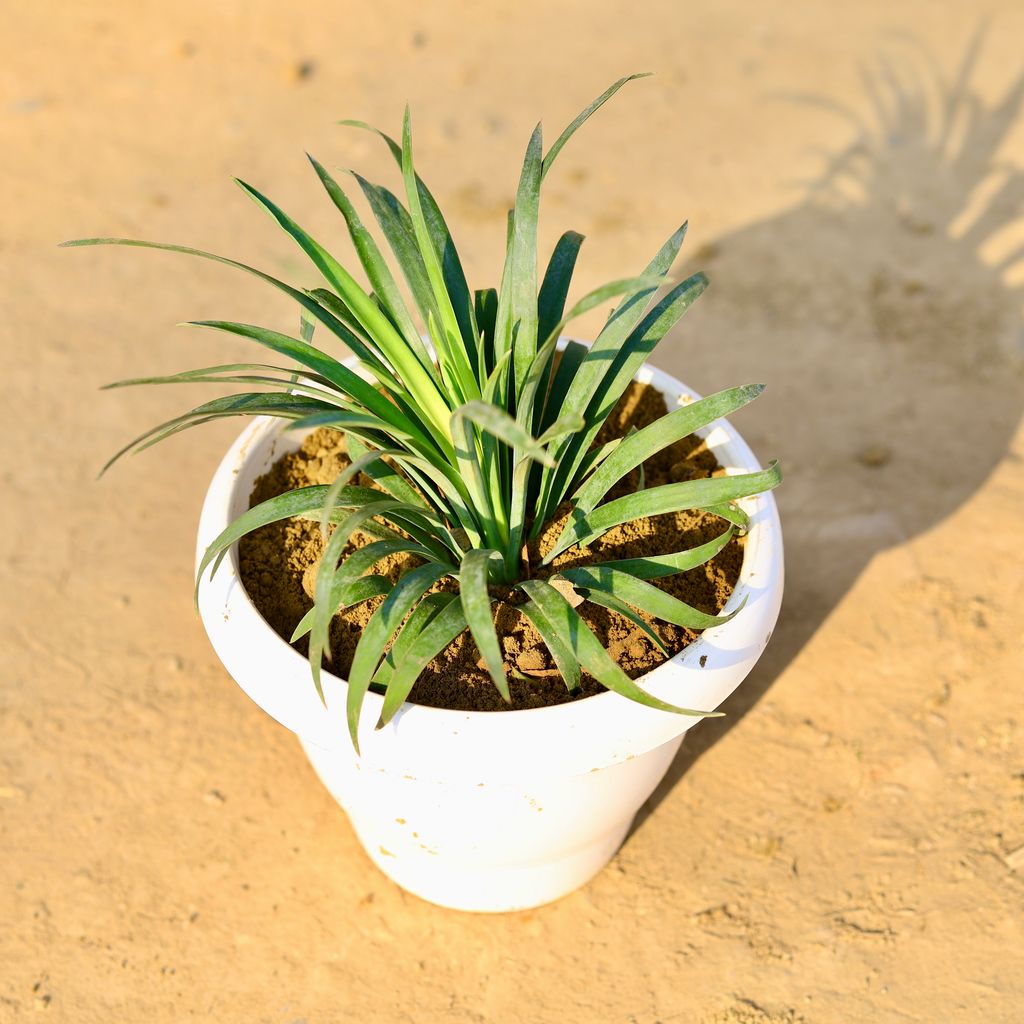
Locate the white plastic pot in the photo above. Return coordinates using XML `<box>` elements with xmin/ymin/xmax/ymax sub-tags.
<box><xmin>196</xmin><ymin>357</ymin><xmax>784</xmax><ymax>912</ymax></box>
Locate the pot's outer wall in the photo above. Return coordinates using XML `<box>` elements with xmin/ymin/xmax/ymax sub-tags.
<box><xmin>196</xmin><ymin>354</ymin><xmax>784</xmax><ymax>910</ymax></box>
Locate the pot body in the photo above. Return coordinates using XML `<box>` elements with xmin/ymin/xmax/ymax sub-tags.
<box><xmin>196</xmin><ymin>359</ymin><xmax>784</xmax><ymax>912</ymax></box>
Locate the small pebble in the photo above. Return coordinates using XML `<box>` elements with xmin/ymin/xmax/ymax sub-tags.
<box><xmin>857</xmin><ymin>444</ymin><xmax>891</xmax><ymax>468</ymax></box>
<box><xmin>289</xmin><ymin>60</ymin><xmax>316</xmax><ymax>83</ymax></box>
<box><xmin>517</xmin><ymin>650</ymin><xmax>546</xmax><ymax>673</ymax></box>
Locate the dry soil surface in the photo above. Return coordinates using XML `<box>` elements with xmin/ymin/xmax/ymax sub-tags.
<box><xmin>3</xmin><ymin>2</ymin><xmax>1024</xmax><ymax>1022</ymax></box>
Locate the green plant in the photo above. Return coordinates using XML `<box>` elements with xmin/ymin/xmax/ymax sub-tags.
<box><xmin>65</xmin><ymin>75</ymin><xmax>781</xmax><ymax>750</ymax></box>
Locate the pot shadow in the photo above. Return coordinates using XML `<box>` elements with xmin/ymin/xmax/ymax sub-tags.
<box><xmin>629</xmin><ymin>29</ymin><xmax>1024</xmax><ymax>839</ymax></box>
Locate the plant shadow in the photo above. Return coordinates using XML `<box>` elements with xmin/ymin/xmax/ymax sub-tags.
<box><xmin>629</xmin><ymin>29</ymin><xmax>1024</xmax><ymax>840</ymax></box>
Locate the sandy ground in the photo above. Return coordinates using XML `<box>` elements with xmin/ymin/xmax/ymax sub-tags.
<box><xmin>3</xmin><ymin>1</ymin><xmax>1024</xmax><ymax>1021</ymax></box>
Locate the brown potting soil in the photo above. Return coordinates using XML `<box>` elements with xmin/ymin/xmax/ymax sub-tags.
<box><xmin>238</xmin><ymin>380</ymin><xmax>743</xmax><ymax>712</ymax></box>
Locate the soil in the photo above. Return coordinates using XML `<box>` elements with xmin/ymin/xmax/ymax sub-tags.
<box><xmin>239</xmin><ymin>380</ymin><xmax>743</xmax><ymax>711</ymax></box>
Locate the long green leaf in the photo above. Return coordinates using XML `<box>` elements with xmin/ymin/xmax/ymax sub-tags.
<box><xmin>459</xmin><ymin>549</ymin><xmax>510</xmax><ymax>702</ymax></box>
<box><xmin>452</xmin><ymin>401</ymin><xmax>556</xmax><ymax>468</ymax></box>
<box><xmin>102</xmin><ymin>391</ymin><xmax>338</xmax><ymax>476</ymax></box>
<box><xmin>537</xmin><ymin>231</ymin><xmax>585</xmax><ymax>343</ymax></box>
<box><xmin>318</xmin><ymin>448</ymin><xmax>406</xmax><ymax>535</ymax></box>
<box><xmin>594</xmin><ymin>526</ymin><xmax>735</xmax><ymax>580</ymax></box>
<box><xmin>517</xmin><ymin>579</ymin><xmax>718</xmax><ymax>716</ymax></box>
<box><xmin>103</xmin><ymin>362</ymin><xmax>337</xmax><ymax>392</ymax></box>
<box><xmin>194</xmin><ymin>484</ymin><xmax>388</xmax><ymax>600</ymax></box>
<box><xmin>233</xmin><ymin>179</ymin><xmax>454</xmax><ymax>434</ymax></box>
<box><xmin>340</xmin><ymin>119</ymin><xmax>476</xmax><ymax>355</ymax></box>
<box><xmin>290</xmin><ymin>537</ymin><xmax>429</xmax><ymax>641</ymax></box>
<box><xmin>493</xmin><ymin>123</ymin><xmax>543</xmax><ymax>393</ymax></box>
<box><xmin>399</xmin><ymin>109</ymin><xmax>478</xmax><ymax>394</ymax></box>
<box><xmin>307</xmin><ymin>155</ymin><xmax>433</xmax><ymax>371</ymax></box>
<box><xmin>59</xmin><ymin>239</ymin><xmax>427</xmax><ymax>424</ymax></box>
<box><xmin>539</xmin><ymin>340</ymin><xmax>589</xmax><ymax>433</ymax></box>
<box><xmin>516</xmin><ymin>599</ymin><xmax>582</xmax><ymax>692</ymax></box>
<box><xmin>571</xmin><ymin>586</ymin><xmax>670</xmax><ymax>656</ymax></box>
<box><xmin>572</xmin><ymin>384</ymin><xmax>766</xmax><ymax>513</ymax></box>
<box><xmin>180</xmin><ymin>320</ymin><xmax>418</xmax><ymax>434</ymax></box>
<box><xmin>371</xmin><ymin>592</ymin><xmax>457</xmax><ymax>689</ymax></box>
<box><xmin>291</xmin><ymin>575</ymin><xmax>393</xmax><ymax>644</ymax></box>
<box><xmin>346</xmin><ymin>563</ymin><xmax>453</xmax><ymax>751</ymax></box>
<box><xmin>547</xmin><ymin>461</ymin><xmax>781</xmax><ymax>562</ymax></box>
<box><xmin>344</xmin><ymin>434</ymin><xmax>428</xmax><ymax>509</ymax></box>
<box><xmin>542</xmin><ymin>73</ymin><xmax>652</xmax><ymax>179</ymax></box>
<box><xmin>533</xmin><ymin>223</ymin><xmax>689</xmax><ymax>524</ymax></box>
<box><xmin>557</xmin><ymin>566</ymin><xmax>740</xmax><ymax>631</ymax></box>
<box><xmin>310</xmin><ymin>499</ymin><xmax>417</xmax><ymax>698</ymax></box>
<box><xmin>377</xmin><ymin>598</ymin><xmax>469</xmax><ymax>729</ymax></box>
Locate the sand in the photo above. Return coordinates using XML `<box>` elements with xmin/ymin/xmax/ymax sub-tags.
<box><xmin>2</xmin><ymin>1</ymin><xmax>1023</xmax><ymax>1020</ymax></box>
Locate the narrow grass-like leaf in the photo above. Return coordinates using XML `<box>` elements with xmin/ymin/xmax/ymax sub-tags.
<box><xmin>104</xmin><ymin>368</ymin><xmax>352</xmax><ymax>410</ymax></box>
<box><xmin>452</xmin><ymin>401</ymin><xmax>556</xmax><ymax>467</ymax></box>
<box><xmin>571</xmin><ymin>273</ymin><xmax>708</xmax><ymax>462</ymax></box>
<box><xmin>541</xmin><ymin>73</ymin><xmax>652</xmax><ymax>179</ymax></box>
<box><xmin>60</xmin><ymin>239</ymin><xmax>433</xmax><ymax>428</ymax></box>
<box><xmin>557</xmin><ymin>566</ymin><xmax>740</xmax><ymax>630</ymax></box>
<box><xmin>449</xmin><ymin>405</ymin><xmax>502</xmax><ymax>550</ymax></box>
<box><xmin>344</xmin><ymin>434</ymin><xmax>427</xmax><ymax>509</ymax></box>
<box><xmin>474</xmin><ymin>287</ymin><xmax>499</xmax><ymax>372</ymax></box>
<box><xmin>307</xmin><ymin>155</ymin><xmax>433</xmax><ymax>371</ymax></box>
<box><xmin>594</xmin><ymin>526</ymin><xmax>735</xmax><ymax>580</ymax></box>
<box><xmin>539</xmin><ymin>340</ymin><xmax>589</xmax><ymax>433</ymax></box>
<box><xmin>518</xmin><ymin>274</ymin><xmax>663</xmax><ymax>439</ymax></box>
<box><xmin>180</xmin><ymin>321</ymin><xmax>431</xmax><ymax>446</ymax></box>
<box><xmin>310</xmin><ymin>498</ymin><xmax>417</xmax><ymax>697</ymax></box>
<box><xmin>102</xmin><ymin>392</ymin><xmax>338</xmax><ymax>475</ymax></box>
<box><xmin>493</xmin><ymin>123</ymin><xmax>543</xmax><ymax>393</ymax></box>
<box><xmin>103</xmin><ymin>362</ymin><xmax>335</xmax><ymax>391</ymax></box>
<box><xmin>548</xmin><ymin>269</ymin><xmax>708</xmax><ymax>514</ymax></box>
<box><xmin>290</xmin><ymin>536</ymin><xmax>430</xmax><ymax>638</ymax></box>
<box><xmin>537</xmin><ymin>231</ymin><xmax>585</xmax><ymax>343</ymax></box>
<box><xmin>340</xmin><ymin>120</ymin><xmax>476</xmax><ymax>355</ymax></box>
<box><xmin>572</xmin><ymin>384</ymin><xmax>766</xmax><ymax>513</ymax></box>
<box><xmin>350</xmin><ymin>172</ymin><xmax>444</xmax><ymax>337</ymax></box>
<box><xmin>400</xmin><ymin>110</ymin><xmax>477</xmax><ymax>393</ymax></box>
<box><xmin>291</xmin><ymin>575</ymin><xmax>393</xmax><ymax>643</ymax></box>
<box><xmin>517</xmin><ymin>599</ymin><xmax>582</xmax><ymax>692</ymax></box>
<box><xmin>547</xmin><ymin>461</ymin><xmax>781</xmax><ymax>561</ymax></box>
<box><xmin>318</xmin><ymin>447</ymin><xmax>405</xmax><ymax>535</ymax></box>
<box><xmin>233</xmin><ymin>179</ymin><xmax>453</xmax><ymax>434</ymax></box>
<box><xmin>194</xmin><ymin>484</ymin><xmax>387</xmax><ymax>600</ymax></box>
<box><xmin>290</xmin><ymin>537</ymin><xmax>430</xmax><ymax>641</ymax></box>
<box><xmin>377</xmin><ymin>598</ymin><xmax>469</xmax><ymax>729</ymax></box>
<box><xmin>346</xmin><ymin>563</ymin><xmax>452</xmax><ymax>751</ymax></box>
<box><xmin>459</xmin><ymin>549</ymin><xmax>510</xmax><ymax>702</ymax></box>
<box><xmin>533</xmin><ymin>223</ymin><xmax>688</xmax><ymax>522</ymax></box>
<box><xmin>572</xmin><ymin>586</ymin><xmax>670</xmax><ymax>656</ymax></box>
<box><xmin>517</xmin><ymin>579</ymin><xmax>718</xmax><ymax>716</ymax></box>
<box><xmin>371</xmin><ymin>592</ymin><xmax>457</xmax><ymax>689</ymax></box>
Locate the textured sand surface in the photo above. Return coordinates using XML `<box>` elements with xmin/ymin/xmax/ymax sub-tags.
<box><xmin>3</xmin><ymin>2</ymin><xmax>1024</xmax><ymax>1021</ymax></box>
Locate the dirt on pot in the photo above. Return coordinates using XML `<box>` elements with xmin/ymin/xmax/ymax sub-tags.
<box><xmin>239</xmin><ymin>380</ymin><xmax>743</xmax><ymax>712</ymax></box>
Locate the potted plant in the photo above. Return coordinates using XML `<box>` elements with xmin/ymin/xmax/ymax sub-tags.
<box><xmin>65</xmin><ymin>74</ymin><xmax>783</xmax><ymax>912</ymax></box>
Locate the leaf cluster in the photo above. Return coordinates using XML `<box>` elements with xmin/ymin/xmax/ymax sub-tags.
<box><xmin>66</xmin><ymin>75</ymin><xmax>781</xmax><ymax>749</ymax></box>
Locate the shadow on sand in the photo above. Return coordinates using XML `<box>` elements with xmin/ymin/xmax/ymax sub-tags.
<box><xmin>630</xmin><ymin>30</ymin><xmax>1024</xmax><ymax>839</ymax></box>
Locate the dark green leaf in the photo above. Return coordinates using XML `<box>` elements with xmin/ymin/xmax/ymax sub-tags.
<box><xmin>346</xmin><ymin>563</ymin><xmax>453</xmax><ymax>751</ymax></box>
<box><xmin>517</xmin><ymin>579</ymin><xmax>718</xmax><ymax>716</ymax></box>
<box><xmin>377</xmin><ymin>598</ymin><xmax>469</xmax><ymax>728</ymax></box>
<box><xmin>459</xmin><ymin>549</ymin><xmax>510</xmax><ymax>702</ymax></box>
<box><xmin>542</xmin><ymin>73</ymin><xmax>652</xmax><ymax>179</ymax></box>
<box><xmin>547</xmin><ymin>461</ymin><xmax>781</xmax><ymax>561</ymax></box>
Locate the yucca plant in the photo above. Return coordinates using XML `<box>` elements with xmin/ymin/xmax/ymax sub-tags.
<box><xmin>66</xmin><ymin>74</ymin><xmax>780</xmax><ymax>750</ymax></box>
